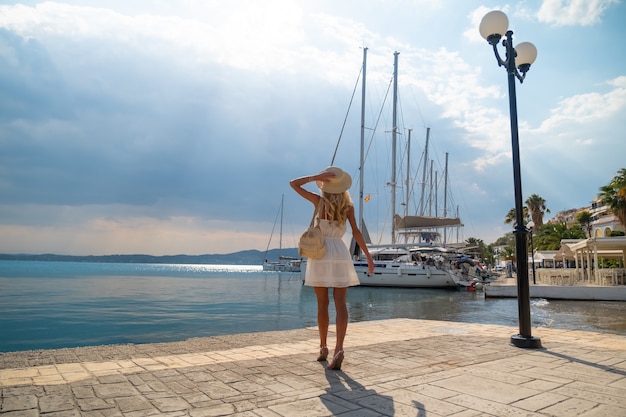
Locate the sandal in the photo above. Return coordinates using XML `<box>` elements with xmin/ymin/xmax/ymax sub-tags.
<box><xmin>317</xmin><ymin>346</ymin><xmax>329</xmax><ymax>362</ymax></box>
<box><xmin>327</xmin><ymin>350</ymin><xmax>344</xmax><ymax>370</ymax></box>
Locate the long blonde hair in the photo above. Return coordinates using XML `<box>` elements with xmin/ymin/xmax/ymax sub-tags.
<box><xmin>320</xmin><ymin>191</ymin><xmax>352</xmax><ymax>224</ymax></box>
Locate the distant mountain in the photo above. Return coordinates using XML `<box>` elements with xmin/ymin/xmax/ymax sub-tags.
<box><xmin>0</xmin><ymin>248</ymin><xmax>301</xmax><ymax>265</ymax></box>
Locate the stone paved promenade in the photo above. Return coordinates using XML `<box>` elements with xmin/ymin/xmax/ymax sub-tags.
<box><xmin>1</xmin><ymin>318</ymin><xmax>625</xmax><ymax>416</ymax></box>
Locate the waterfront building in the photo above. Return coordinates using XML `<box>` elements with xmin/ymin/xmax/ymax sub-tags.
<box><xmin>547</xmin><ymin>198</ymin><xmax>624</xmax><ymax>237</ymax></box>
<box><xmin>590</xmin><ymin>197</ymin><xmax>625</xmax><ymax>237</ymax></box>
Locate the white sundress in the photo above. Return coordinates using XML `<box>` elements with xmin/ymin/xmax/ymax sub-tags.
<box><xmin>304</xmin><ymin>219</ymin><xmax>360</xmax><ymax>288</ymax></box>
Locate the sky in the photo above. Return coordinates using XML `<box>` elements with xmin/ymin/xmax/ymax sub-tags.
<box><xmin>0</xmin><ymin>0</ymin><xmax>625</xmax><ymax>256</ymax></box>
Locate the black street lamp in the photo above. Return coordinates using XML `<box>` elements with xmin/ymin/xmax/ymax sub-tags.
<box><xmin>528</xmin><ymin>221</ymin><xmax>536</xmax><ymax>285</ymax></box>
<box><xmin>480</xmin><ymin>10</ymin><xmax>542</xmax><ymax>349</ymax></box>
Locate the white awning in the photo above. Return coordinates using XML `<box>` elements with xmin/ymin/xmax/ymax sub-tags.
<box><xmin>566</xmin><ymin>237</ymin><xmax>626</xmax><ymax>258</ymax></box>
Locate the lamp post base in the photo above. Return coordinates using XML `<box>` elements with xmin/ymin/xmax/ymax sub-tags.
<box><xmin>510</xmin><ymin>334</ymin><xmax>543</xmax><ymax>349</ymax></box>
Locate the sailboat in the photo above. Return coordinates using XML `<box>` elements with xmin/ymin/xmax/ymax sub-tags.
<box><xmin>262</xmin><ymin>195</ymin><xmax>302</xmax><ymax>272</ymax></box>
<box><xmin>351</xmin><ymin>50</ymin><xmax>466</xmax><ymax>288</ymax></box>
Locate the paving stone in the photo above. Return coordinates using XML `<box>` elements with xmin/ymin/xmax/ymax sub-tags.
<box><xmin>432</xmin><ymin>373</ymin><xmax>541</xmax><ymax>404</ymax></box>
<box><xmin>510</xmin><ymin>391</ymin><xmax>569</xmax><ymax>412</ymax></box>
<box><xmin>270</xmin><ymin>396</ymin><xmax>351</xmax><ymax>416</ymax></box>
<box><xmin>391</xmin><ymin>387</ymin><xmax>465</xmax><ymax>415</ymax></box>
<box><xmin>188</xmin><ymin>403</ymin><xmax>236</xmax><ymax>416</ymax></box>
<box><xmin>77</xmin><ymin>396</ymin><xmax>116</xmax><ymax>412</ymax></box>
<box><xmin>448</xmin><ymin>393</ymin><xmax>545</xmax><ymax>416</ymax></box>
<box><xmin>82</xmin><ymin>408</ymin><xmax>124</xmax><ymax>417</ymax></box>
<box><xmin>338</xmin><ymin>409</ymin><xmax>387</xmax><ymax>417</ymax></box>
<box><xmin>541</xmin><ymin>396</ymin><xmax>597</xmax><ymax>416</ymax></box>
<box><xmin>578</xmin><ymin>403</ymin><xmax>626</xmax><ymax>416</ymax></box>
<box><xmin>98</xmin><ymin>374</ymin><xmax>130</xmax><ymax>384</ymax></box>
<box><xmin>39</xmin><ymin>394</ymin><xmax>76</xmax><ymax>413</ymax></box>
<box><xmin>162</xmin><ymin>380</ymin><xmax>195</xmax><ymax>395</ymax></box>
<box><xmin>115</xmin><ymin>396</ymin><xmax>154</xmax><ymax>413</ymax></box>
<box><xmin>93</xmin><ymin>381</ymin><xmax>139</xmax><ymax>399</ymax></box>
<box><xmin>196</xmin><ymin>380</ymin><xmax>241</xmax><ymax>399</ymax></box>
<box><xmin>44</xmin><ymin>410</ymin><xmax>81</xmax><ymax>417</ymax></box>
<box><xmin>230</xmin><ymin>412</ymin><xmax>269</xmax><ymax>417</ymax></box>
<box><xmin>0</xmin><ymin>410</ymin><xmax>39</xmax><ymax>417</ymax></box>
<box><xmin>249</xmin><ymin>409</ymin><xmax>282</xmax><ymax>417</ymax></box>
<box><xmin>181</xmin><ymin>370</ymin><xmax>216</xmax><ymax>382</ymax></box>
<box><xmin>72</xmin><ymin>385</ymin><xmax>95</xmax><ymax>399</ymax></box>
<box><xmin>150</xmin><ymin>396</ymin><xmax>191</xmax><ymax>412</ymax></box>
<box><xmin>0</xmin><ymin>394</ymin><xmax>37</xmax><ymax>411</ymax></box>
<box><xmin>447</xmin><ymin>409</ymin><xmax>485</xmax><ymax>417</ymax></box>
<box><xmin>123</xmin><ymin>411</ymin><xmax>162</xmax><ymax>417</ymax></box>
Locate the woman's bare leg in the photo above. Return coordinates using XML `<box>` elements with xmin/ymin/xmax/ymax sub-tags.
<box><xmin>332</xmin><ymin>287</ymin><xmax>348</xmax><ymax>352</ymax></box>
<box><xmin>314</xmin><ymin>287</ymin><xmax>330</xmax><ymax>349</ymax></box>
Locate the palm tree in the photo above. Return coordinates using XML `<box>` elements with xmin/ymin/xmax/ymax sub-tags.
<box><xmin>576</xmin><ymin>210</ymin><xmax>593</xmax><ymax>238</ymax></box>
<box><xmin>534</xmin><ymin>223</ymin><xmax>585</xmax><ymax>250</ymax></box>
<box><xmin>465</xmin><ymin>237</ymin><xmax>488</xmax><ymax>262</ymax></box>
<box><xmin>465</xmin><ymin>237</ymin><xmax>484</xmax><ymax>250</ymax></box>
<box><xmin>525</xmin><ymin>194</ymin><xmax>550</xmax><ymax>227</ymax></box>
<box><xmin>500</xmin><ymin>245</ymin><xmax>515</xmax><ymax>260</ymax></box>
<box><xmin>598</xmin><ymin>168</ymin><xmax>626</xmax><ymax>228</ymax></box>
<box><xmin>504</xmin><ymin>207</ymin><xmax>529</xmax><ymax>226</ymax></box>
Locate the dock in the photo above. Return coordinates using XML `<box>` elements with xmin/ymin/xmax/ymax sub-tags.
<box><xmin>483</xmin><ymin>275</ymin><xmax>626</xmax><ymax>301</ymax></box>
<box><xmin>1</xmin><ymin>318</ymin><xmax>625</xmax><ymax>416</ymax></box>
<box><xmin>485</xmin><ymin>283</ymin><xmax>626</xmax><ymax>301</ymax></box>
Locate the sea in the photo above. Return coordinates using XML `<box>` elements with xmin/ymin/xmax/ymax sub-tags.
<box><xmin>1</xmin><ymin>260</ymin><xmax>625</xmax><ymax>353</ymax></box>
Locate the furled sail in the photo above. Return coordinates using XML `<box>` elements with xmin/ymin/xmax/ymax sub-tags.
<box><xmin>394</xmin><ymin>214</ymin><xmax>463</xmax><ymax>229</ymax></box>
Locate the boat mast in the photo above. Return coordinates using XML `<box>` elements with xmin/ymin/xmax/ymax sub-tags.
<box><xmin>391</xmin><ymin>51</ymin><xmax>399</xmax><ymax>244</ymax></box>
<box><xmin>429</xmin><ymin>160</ymin><xmax>434</xmax><ymax>216</ymax></box>
<box><xmin>359</xmin><ymin>47</ymin><xmax>367</xmax><ymax>234</ymax></box>
<box><xmin>456</xmin><ymin>205</ymin><xmax>460</xmax><ymax>243</ymax></box>
<box><xmin>279</xmin><ymin>194</ymin><xmax>284</xmax><ymax>257</ymax></box>
<box><xmin>443</xmin><ymin>152</ymin><xmax>449</xmax><ymax>245</ymax></box>
<box><xmin>404</xmin><ymin>129</ymin><xmax>411</xmax><ymax>219</ymax></box>
<box><xmin>443</xmin><ymin>152</ymin><xmax>449</xmax><ymax>218</ymax></box>
<box><xmin>419</xmin><ymin>127</ymin><xmax>430</xmax><ymax>215</ymax></box>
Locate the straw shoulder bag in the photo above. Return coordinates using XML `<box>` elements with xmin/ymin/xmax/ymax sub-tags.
<box><xmin>298</xmin><ymin>200</ymin><xmax>326</xmax><ymax>259</ymax></box>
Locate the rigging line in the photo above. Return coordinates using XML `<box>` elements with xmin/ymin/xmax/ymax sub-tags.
<box><xmin>396</xmin><ymin>94</ymin><xmax>421</xmax><ymax>203</ymax></box>
<box><xmin>330</xmin><ymin>65</ymin><xmax>362</xmax><ymax>166</ymax></box>
<box><xmin>393</xmin><ymin>88</ymin><xmax>427</xmax><ymax>216</ymax></box>
<box><xmin>369</xmin><ymin>75</ymin><xmax>396</xmax><ymax>245</ymax></box>
<box><xmin>398</xmin><ymin>94</ymin><xmax>424</xmax><ymax>212</ymax></box>
<box><xmin>353</xmin><ymin>73</ymin><xmax>393</xmax><ymax>191</ymax></box>
<box><xmin>404</xmin><ymin>129</ymin><xmax>422</xmax><ymax>216</ymax></box>
<box><xmin>411</xmin><ymin>148</ymin><xmax>427</xmax><ymax>215</ymax></box>
<box><xmin>263</xmin><ymin>199</ymin><xmax>282</xmax><ymax>257</ymax></box>
<box><xmin>363</xmin><ymin>74</ymin><xmax>394</xmax><ymax>167</ymax></box>
<box><xmin>426</xmin><ymin>130</ymin><xmax>457</xmax><ymax>213</ymax></box>
<box><xmin>408</xmin><ymin>83</ymin><xmax>428</xmax><ymax>128</ymax></box>
<box><xmin>352</xmin><ymin>74</ymin><xmax>394</xmax><ymax>245</ymax></box>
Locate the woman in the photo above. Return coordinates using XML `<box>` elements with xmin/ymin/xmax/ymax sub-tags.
<box><xmin>290</xmin><ymin>166</ymin><xmax>375</xmax><ymax>370</ymax></box>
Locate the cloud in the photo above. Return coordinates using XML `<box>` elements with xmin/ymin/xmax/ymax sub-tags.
<box><xmin>464</xmin><ymin>5</ymin><xmax>510</xmax><ymax>43</ymax></box>
<box><xmin>535</xmin><ymin>76</ymin><xmax>626</xmax><ymax>134</ymax></box>
<box><xmin>0</xmin><ymin>1</ymin><xmax>624</xmax><ymax>254</ymax></box>
<box><xmin>537</xmin><ymin>0</ymin><xmax>619</xmax><ymax>26</ymax></box>
<box><xmin>0</xmin><ymin>205</ymin><xmax>275</xmax><ymax>255</ymax></box>
<box><xmin>0</xmin><ymin>2</ymin><xmax>381</xmax><ymax>256</ymax></box>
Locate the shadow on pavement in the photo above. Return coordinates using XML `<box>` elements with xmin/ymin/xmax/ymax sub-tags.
<box><xmin>320</xmin><ymin>365</ymin><xmax>427</xmax><ymax>416</ymax></box>
<box><xmin>541</xmin><ymin>349</ymin><xmax>626</xmax><ymax>377</ymax></box>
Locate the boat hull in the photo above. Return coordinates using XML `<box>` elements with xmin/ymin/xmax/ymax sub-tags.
<box><xmin>262</xmin><ymin>261</ymin><xmax>301</xmax><ymax>273</ymax></box>
<box><xmin>354</xmin><ymin>262</ymin><xmax>458</xmax><ymax>288</ymax></box>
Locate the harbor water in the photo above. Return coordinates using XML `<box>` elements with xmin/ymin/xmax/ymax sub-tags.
<box><xmin>1</xmin><ymin>261</ymin><xmax>625</xmax><ymax>353</ymax></box>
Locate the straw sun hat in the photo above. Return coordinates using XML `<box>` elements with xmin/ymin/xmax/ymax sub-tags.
<box><xmin>316</xmin><ymin>166</ymin><xmax>352</xmax><ymax>194</ymax></box>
